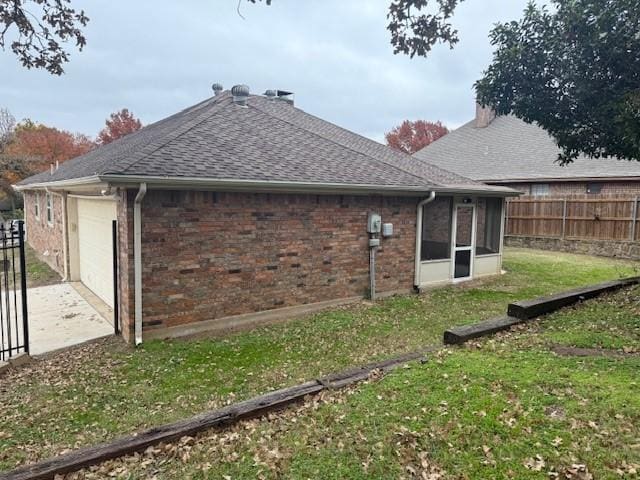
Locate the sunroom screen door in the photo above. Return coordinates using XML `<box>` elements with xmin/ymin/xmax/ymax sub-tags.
<box><xmin>452</xmin><ymin>204</ymin><xmax>475</xmax><ymax>280</ymax></box>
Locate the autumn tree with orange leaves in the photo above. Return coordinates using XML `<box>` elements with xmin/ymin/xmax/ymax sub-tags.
<box><xmin>97</xmin><ymin>109</ymin><xmax>142</xmax><ymax>145</ymax></box>
<box><xmin>4</xmin><ymin>120</ymin><xmax>95</xmax><ymax>172</ymax></box>
<box><xmin>385</xmin><ymin>120</ymin><xmax>449</xmax><ymax>155</ymax></box>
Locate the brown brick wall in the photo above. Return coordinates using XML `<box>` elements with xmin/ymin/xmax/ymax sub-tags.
<box><xmin>138</xmin><ymin>191</ymin><xmax>418</xmax><ymax>332</ymax></box>
<box><xmin>502</xmin><ymin>181</ymin><xmax>640</xmax><ymax>197</ymax></box>
<box><xmin>23</xmin><ymin>190</ymin><xmax>65</xmax><ymax>276</ymax></box>
<box><xmin>117</xmin><ymin>190</ymin><xmax>135</xmax><ymax>342</ymax></box>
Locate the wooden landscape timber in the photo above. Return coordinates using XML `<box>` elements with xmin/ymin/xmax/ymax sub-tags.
<box><xmin>507</xmin><ymin>277</ymin><xmax>640</xmax><ymax>320</ymax></box>
<box><xmin>0</xmin><ymin>348</ymin><xmax>434</xmax><ymax>480</ymax></box>
<box><xmin>443</xmin><ymin>316</ymin><xmax>523</xmax><ymax>345</ymax></box>
<box><xmin>443</xmin><ymin>276</ymin><xmax>639</xmax><ymax>345</ymax></box>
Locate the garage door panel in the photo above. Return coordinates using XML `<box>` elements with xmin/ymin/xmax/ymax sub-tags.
<box><xmin>77</xmin><ymin>200</ymin><xmax>117</xmax><ymax>308</ymax></box>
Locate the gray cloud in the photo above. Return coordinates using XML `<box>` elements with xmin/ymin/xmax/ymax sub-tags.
<box><xmin>0</xmin><ymin>0</ymin><xmax>534</xmax><ymax>142</ymax></box>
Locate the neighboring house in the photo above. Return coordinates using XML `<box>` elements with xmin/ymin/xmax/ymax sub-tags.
<box><xmin>15</xmin><ymin>86</ymin><xmax>515</xmax><ymax>344</ymax></box>
<box><xmin>414</xmin><ymin>105</ymin><xmax>640</xmax><ymax>196</ymax></box>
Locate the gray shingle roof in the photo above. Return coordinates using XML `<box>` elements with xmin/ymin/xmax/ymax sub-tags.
<box><xmin>413</xmin><ymin>115</ymin><xmax>640</xmax><ymax>182</ymax></box>
<box><xmin>18</xmin><ymin>92</ymin><xmax>507</xmax><ymax>194</ymax></box>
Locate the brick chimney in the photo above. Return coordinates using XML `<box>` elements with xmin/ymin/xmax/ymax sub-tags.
<box><xmin>475</xmin><ymin>103</ymin><xmax>496</xmax><ymax>128</ymax></box>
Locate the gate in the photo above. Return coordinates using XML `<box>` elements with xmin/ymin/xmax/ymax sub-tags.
<box><xmin>0</xmin><ymin>220</ymin><xmax>28</xmax><ymax>361</ymax></box>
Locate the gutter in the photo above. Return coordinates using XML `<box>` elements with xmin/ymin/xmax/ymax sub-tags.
<box><xmin>134</xmin><ymin>183</ymin><xmax>147</xmax><ymax>345</ymax></box>
<box><xmin>16</xmin><ymin>174</ymin><xmax>519</xmax><ymax>197</ymax></box>
<box><xmin>414</xmin><ymin>191</ymin><xmax>436</xmax><ymax>289</ymax></box>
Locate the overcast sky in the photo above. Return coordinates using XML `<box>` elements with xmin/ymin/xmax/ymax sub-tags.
<box><xmin>0</xmin><ymin>0</ymin><xmax>535</xmax><ymax>142</ymax></box>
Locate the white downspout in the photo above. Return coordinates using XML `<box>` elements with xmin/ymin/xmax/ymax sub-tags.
<box><xmin>134</xmin><ymin>183</ymin><xmax>147</xmax><ymax>345</ymax></box>
<box><xmin>414</xmin><ymin>191</ymin><xmax>436</xmax><ymax>290</ymax></box>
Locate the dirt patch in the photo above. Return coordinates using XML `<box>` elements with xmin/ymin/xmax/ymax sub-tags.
<box><xmin>550</xmin><ymin>345</ymin><xmax>638</xmax><ymax>358</ymax></box>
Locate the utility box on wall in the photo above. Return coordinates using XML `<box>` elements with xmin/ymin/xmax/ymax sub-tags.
<box><xmin>367</xmin><ymin>213</ymin><xmax>382</xmax><ymax>234</ymax></box>
<box><xmin>382</xmin><ymin>223</ymin><xmax>393</xmax><ymax>237</ymax></box>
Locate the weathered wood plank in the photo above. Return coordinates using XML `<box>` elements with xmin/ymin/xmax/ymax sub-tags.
<box><xmin>507</xmin><ymin>277</ymin><xmax>640</xmax><ymax>320</ymax></box>
<box><xmin>0</xmin><ymin>351</ymin><xmax>438</xmax><ymax>480</ymax></box>
<box><xmin>0</xmin><ymin>382</ymin><xmax>323</xmax><ymax>480</ymax></box>
<box><xmin>443</xmin><ymin>316</ymin><xmax>523</xmax><ymax>345</ymax></box>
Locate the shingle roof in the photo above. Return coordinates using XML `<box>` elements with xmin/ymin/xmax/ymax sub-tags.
<box><xmin>17</xmin><ymin>92</ymin><xmax>510</xmax><ymax>195</ymax></box>
<box><xmin>413</xmin><ymin>115</ymin><xmax>640</xmax><ymax>182</ymax></box>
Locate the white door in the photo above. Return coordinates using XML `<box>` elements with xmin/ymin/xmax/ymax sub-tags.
<box><xmin>451</xmin><ymin>203</ymin><xmax>476</xmax><ymax>281</ymax></box>
<box><xmin>77</xmin><ymin>199</ymin><xmax>117</xmax><ymax>307</ymax></box>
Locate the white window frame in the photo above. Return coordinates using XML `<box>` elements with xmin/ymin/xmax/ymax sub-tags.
<box><xmin>46</xmin><ymin>192</ymin><xmax>54</xmax><ymax>226</ymax></box>
<box><xmin>34</xmin><ymin>192</ymin><xmax>40</xmax><ymax>220</ymax></box>
<box><xmin>531</xmin><ymin>183</ymin><xmax>550</xmax><ymax>196</ymax></box>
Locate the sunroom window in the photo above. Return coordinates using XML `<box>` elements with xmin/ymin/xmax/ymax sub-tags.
<box><xmin>421</xmin><ymin>197</ymin><xmax>452</xmax><ymax>261</ymax></box>
<box><xmin>475</xmin><ymin>197</ymin><xmax>502</xmax><ymax>255</ymax></box>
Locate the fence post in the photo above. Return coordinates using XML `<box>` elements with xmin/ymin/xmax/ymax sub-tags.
<box><xmin>504</xmin><ymin>199</ymin><xmax>509</xmax><ymax>236</ymax></box>
<box><xmin>561</xmin><ymin>199</ymin><xmax>567</xmax><ymax>239</ymax></box>
<box><xmin>17</xmin><ymin>221</ymin><xmax>29</xmax><ymax>355</ymax></box>
<box><xmin>632</xmin><ymin>197</ymin><xmax>639</xmax><ymax>242</ymax></box>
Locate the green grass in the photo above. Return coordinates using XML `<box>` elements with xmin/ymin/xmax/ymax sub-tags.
<box><xmin>92</xmin><ymin>286</ymin><xmax>640</xmax><ymax>479</ymax></box>
<box><xmin>0</xmin><ymin>248</ymin><xmax>637</xmax><ymax>472</ymax></box>
<box><xmin>23</xmin><ymin>244</ymin><xmax>61</xmax><ymax>287</ymax></box>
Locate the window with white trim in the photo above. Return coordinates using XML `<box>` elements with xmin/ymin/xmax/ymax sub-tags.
<box><xmin>46</xmin><ymin>193</ymin><xmax>53</xmax><ymax>225</ymax></box>
<box><xmin>530</xmin><ymin>183</ymin><xmax>550</xmax><ymax>196</ymax></box>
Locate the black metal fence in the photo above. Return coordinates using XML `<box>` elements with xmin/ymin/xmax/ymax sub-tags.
<box><xmin>0</xmin><ymin>221</ymin><xmax>28</xmax><ymax>361</ymax></box>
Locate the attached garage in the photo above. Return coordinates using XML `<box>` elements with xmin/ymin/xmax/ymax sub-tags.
<box><xmin>76</xmin><ymin>198</ymin><xmax>117</xmax><ymax>308</ymax></box>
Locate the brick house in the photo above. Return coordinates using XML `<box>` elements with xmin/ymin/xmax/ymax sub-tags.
<box><xmin>414</xmin><ymin>105</ymin><xmax>640</xmax><ymax>197</ymax></box>
<box><xmin>15</xmin><ymin>86</ymin><xmax>515</xmax><ymax>344</ymax></box>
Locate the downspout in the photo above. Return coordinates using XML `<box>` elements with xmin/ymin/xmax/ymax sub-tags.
<box><xmin>134</xmin><ymin>183</ymin><xmax>147</xmax><ymax>346</ymax></box>
<box><xmin>413</xmin><ymin>191</ymin><xmax>436</xmax><ymax>290</ymax></box>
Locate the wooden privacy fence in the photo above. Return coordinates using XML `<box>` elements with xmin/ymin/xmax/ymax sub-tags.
<box><xmin>506</xmin><ymin>196</ymin><xmax>640</xmax><ymax>242</ymax></box>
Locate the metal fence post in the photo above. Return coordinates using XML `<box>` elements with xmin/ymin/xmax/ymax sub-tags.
<box><xmin>631</xmin><ymin>197</ymin><xmax>639</xmax><ymax>242</ymax></box>
<box><xmin>17</xmin><ymin>221</ymin><xmax>29</xmax><ymax>355</ymax></box>
<box><xmin>112</xmin><ymin>220</ymin><xmax>119</xmax><ymax>336</ymax></box>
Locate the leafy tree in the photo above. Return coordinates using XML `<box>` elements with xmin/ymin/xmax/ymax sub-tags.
<box><xmin>475</xmin><ymin>0</ymin><xmax>640</xmax><ymax>163</ymax></box>
<box><xmin>385</xmin><ymin>119</ymin><xmax>449</xmax><ymax>154</ymax></box>
<box><xmin>5</xmin><ymin>120</ymin><xmax>94</xmax><ymax>171</ymax></box>
<box><xmin>0</xmin><ymin>107</ymin><xmax>16</xmax><ymax>151</ymax></box>
<box><xmin>0</xmin><ymin>0</ymin><xmax>88</xmax><ymax>75</ymax></box>
<box><xmin>97</xmin><ymin>109</ymin><xmax>142</xmax><ymax>145</ymax></box>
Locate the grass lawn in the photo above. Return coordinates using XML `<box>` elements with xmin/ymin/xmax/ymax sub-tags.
<box><xmin>0</xmin><ymin>248</ymin><xmax>637</xmax><ymax>473</ymax></box>
<box><xmin>23</xmin><ymin>244</ymin><xmax>61</xmax><ymax>288</ymax></box>
<box><xmin>86</xmin><ymin>285</ymin><xmax>640</xmax><ymax>479</ymax></box>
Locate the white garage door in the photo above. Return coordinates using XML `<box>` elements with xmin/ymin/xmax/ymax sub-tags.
<box><xmin>77</xmin><ymin>199</ymin><xmax>117</xmax><ymax>308</ymax></box>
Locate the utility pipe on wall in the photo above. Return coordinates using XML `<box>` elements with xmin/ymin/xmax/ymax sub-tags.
<box><xmin>134</xmin><ymin>183</ymin><xmax>147</xmax><ymax>345</ymax></box>
<box><xmin>413</xmin><ymin>191</ymin><xmax>436</xmax><ymax>290</ymax></box>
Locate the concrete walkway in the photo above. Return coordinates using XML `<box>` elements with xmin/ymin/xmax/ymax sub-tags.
<box><xmin>27</xmin><ymin>283</ymin><xmax>113</xmax><ymax>355</ymax></box>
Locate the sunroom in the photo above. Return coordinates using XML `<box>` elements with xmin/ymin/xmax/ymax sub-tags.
<box><xmin>415</xmin><ymin>195</ymin><xmax>505</xmax><ymax>288</ymax></box>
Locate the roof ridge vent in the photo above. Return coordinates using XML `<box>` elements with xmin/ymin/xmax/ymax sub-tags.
<box><xmin>231</xmin><ymin>84</ymin><xmax>250</xmax><ymax>106</ymax></box>
<box><xmin>212</xmin><ymin>83</ymin><xmax>224</xmax><ymax>96</ymax></box>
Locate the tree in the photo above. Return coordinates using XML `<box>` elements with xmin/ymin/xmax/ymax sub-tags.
<box><xmin>0</xmin><ymin>0</ymin><xmax>89</xmax><ymax>75</ymax></box>
<box><xmin>475</xmin><ymin>0</ymin><xmax>640</xmax><ymax>163</ymax></box>
<box><xmin>0</xmin><ymin>107</ymin><xmax>16</xmax><ymax>152</ymax></box>
<box><xmin>5</xmin><ymin>120</ymin><xmax>94</xmax><ymax>172</ymax></box>
<box><xmin>97</xmin><ymin>109</ymin><xmax>142</xmax><ymax>145</ymax></box>
<box><xmin>385</xmin><ymin>120</ymin><xmax>449</xmax><ymax>154</ymax></box>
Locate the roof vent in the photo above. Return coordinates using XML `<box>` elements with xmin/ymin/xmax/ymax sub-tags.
<box><xmin>231</xmin><ymin>84</ymin><xmax>250</xmax><ymax>106</ymax></box>
<box><xmin>264</xmin><ymin>89</ymin><xmax>277</xmax><ymax>99</ymax></box>
<box><xmin>212</xmin><ymin>83</ymin><xmax>224</xmax><ymax>96</ymax></box>
<box><xmin>276</xmin><ymin>89</ymin><xmax>294</xmax><ymax>105</ymax></box>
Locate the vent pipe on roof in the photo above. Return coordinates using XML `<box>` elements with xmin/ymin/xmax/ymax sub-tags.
<box><xmin>212</xmin><ymin>83</ymin><xmax>224</xmax><ymax>96</ymax></box>
<box><xmin>231</xmin><ymin>84</ymin><xmax>250</xmax><ymax>106</ymax></box>
<box><xmin>264</xmin><ymin>89</ymin><xmax>277</xmax><ymax>99</ymax></box>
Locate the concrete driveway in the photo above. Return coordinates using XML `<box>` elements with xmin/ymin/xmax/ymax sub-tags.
<box><xmin>28</xmin><ymin>283</ymin><xmax>113</xmax><ymax>355</ymax></box>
